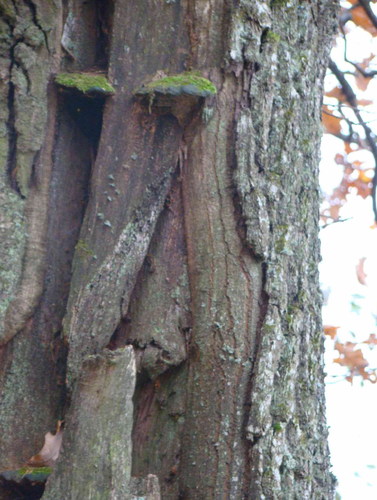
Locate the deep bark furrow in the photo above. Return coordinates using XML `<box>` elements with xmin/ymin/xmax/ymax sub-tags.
<box><xmin>5</xmin><ymin>16</ymin><xmax>19</xmax><ymax>195</ymax></box>
<box><xmin>6</xmin><ymin>78</ymin><xmax>17</xmax><ymax>193</ymax></box>
<box><xmin>24</xmin><ymin>0</ymin><xmax>50</xmax><ymax>51</ymax></box>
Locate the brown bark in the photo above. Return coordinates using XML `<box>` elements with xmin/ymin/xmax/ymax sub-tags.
<box><xmin>0</xmin><ymin>1</ymin><xmax>337</xmax><ymax>499</ymax></box>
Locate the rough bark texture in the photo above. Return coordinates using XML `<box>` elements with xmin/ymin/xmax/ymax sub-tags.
<box><xmin>0</xmin><ymin>1</ymin><xmax>337</xmax><ymax>499</ymax></box>
<box><xmin>43</xmin><ymin>347</ymin><xmax>136</xmax><ymax>500</ymax></box>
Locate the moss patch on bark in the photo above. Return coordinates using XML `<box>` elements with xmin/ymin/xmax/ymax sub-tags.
<box><xmin>135</xmin><ymin>72</ymin><xmax>216</xmax><ymax>97</ymax></box>
<box><xmin>55</xmin><ymin>73</ymin><xmax>115</xmax><ymax>95</ymax></box>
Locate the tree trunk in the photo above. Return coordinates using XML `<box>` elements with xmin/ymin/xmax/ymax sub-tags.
<box><xmin>0</xmin><ymin>1</ymin><xmax>337</xmax><ymax>499</ymax></box>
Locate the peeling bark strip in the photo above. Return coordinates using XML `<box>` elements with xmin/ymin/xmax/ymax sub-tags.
<box><xmin>0</xmin><ymin>0</ymin><xmax>337</xmax><ymax>498</ymax></box>
<box><xmin>43</xmin><ymin>347</ymin><xmax>136</xmax><ymax>500</ymax></box>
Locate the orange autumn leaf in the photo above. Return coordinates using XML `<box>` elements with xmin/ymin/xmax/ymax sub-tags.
<box><xmin>334</xmin><ymin>343</ymin><xmax>368</xmax><ymax>369</ymax></box>
<box><xmin>334</xmin><ymin>341</ymin><xmax>376</xmax><ymax>382</ymax></box>
<box><xmin>325</xmin><ymin>86</ymin><xmax>347</xmax><ymax>102</ymax></box>
<box><xmin>335</xmin><ymin>341</ymin><xmax>356</xmax><ymax>354</ymax></box>
<box><xmin>359</xmin><ymin>53</ymin><xmax>376</xmax><ymax>69</ymax></box>
<box><xmin>356</xmin><ymin>98</ymin><xmax>373</xmax><ymax>106</ymax></box>
<box><xmin>26</xmin><ymin>420</ymin><xmax>64</xmax><ymax>468</ymax></box>
<box><xmin>351</xmin><ymin>6</ymin><xmax>377</xmax><ymax>35</ymax></box>
<box><xmin>322</xmin><ymin>106</ymin><xmax>342</xmax><ymax>135</ymax></box>
<box><xmin>349</xmin><ymin>178</ymin><xmax>372</xmax><ymax>198</ymax></box>
<box><xmin>355</xmin><ymin>73</ymin><xmax>373</xmax><ymax>91</ymax></box>
<box><xmin>329</xmin><ymin>203</ymin><xmax>341</xmax><ymax>220</ymax></box>
<box><xmin>324</xmin><ymin>325</ymin><xmax>340</xmax><ymax>339</ymax></box>
<box><xmin>358</xmin><ymin>170</ymin><xmax>373</xmax><ymax>183</ymax></box>
<box><xmin>363</xmin><ymin>333</ymin><xmax>377</xmax><ymax>345</ymax></box>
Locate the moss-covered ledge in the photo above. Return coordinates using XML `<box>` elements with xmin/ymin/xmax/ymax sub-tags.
<box><xmin>8</xmin><ymin>466</ymin><xmax>52</xmax><ymax>480</ymax></box>
<box><xmin>134</xmin><ymin>72</ymin><xmax>216</xmax><ymax>126</ymax></box>
<box><xmin>134</xmin><ymin>71</ymin><xmax>216</xmax><ymax>98</ymax></box>
<box><xmin>0</xmin><ymin>467</ymin><xmax>52</xmax><ymax>498</ymax></box>
<box><xmin>55</xmin><ymin>72</ymin><xmax>115</xmax><ymax>96</ymax></box>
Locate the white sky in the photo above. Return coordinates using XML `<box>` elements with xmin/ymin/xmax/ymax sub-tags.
<box><xmin>312</xmin><ymin>3</ymin><xmax>377</xmax><ymax>497</ymax></box>
<box><xmin>320</xmin><ymin>127</ymin><xmax>377</xmax><ymax>499</ymax></box>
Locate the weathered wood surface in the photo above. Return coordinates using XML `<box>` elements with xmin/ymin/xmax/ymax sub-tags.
<box><xmin>0</xmin><ymin>1</ymin><xmax>337</xmax><ymax>498</ymax></box>
<box><xmin>43</xmin><ymin>347</ymin><xmax>136</xmax><ymax>500</ymax></box>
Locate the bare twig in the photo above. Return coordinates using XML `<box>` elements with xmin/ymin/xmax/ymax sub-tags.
<box><xmin>321</xmin><ymin>216</ymin><xmax>352</xmax><ymax>229</ymax></box>
<box><xmin>323</xmin><ymin>102</ymin><xmax>377</xmax><ymax>119</ymax></box>
<box><xmin>329</xmin><ymin>59</ymin><xmax>377</xmax><ymax>221</ymax></box>
<box><xmin>340</xmin><ymin>23</ymin><xmax>377</xmax><ymax>79</ymax></box>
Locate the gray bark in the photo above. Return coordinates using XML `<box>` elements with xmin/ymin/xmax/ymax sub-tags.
<box><xmin>0</xmin><ymin>1</ymin><xmax>337</xmax><ymax>499</ymax></box>
<box><xmin>43</xmin><ymin>347</ymin><xmax>136</xmax><ymax>500</ymax></box>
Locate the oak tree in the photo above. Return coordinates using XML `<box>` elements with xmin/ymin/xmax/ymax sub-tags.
<box><xmin>0</xmin><ymin>1</ymin><xmax>337</xmax><ymax>498</ymax></box>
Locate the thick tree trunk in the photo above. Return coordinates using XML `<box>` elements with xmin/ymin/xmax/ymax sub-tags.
<box><xmin>0</xmin><ymin>1</ymin><xmax>337</xmax><ymax>499</ymax></box>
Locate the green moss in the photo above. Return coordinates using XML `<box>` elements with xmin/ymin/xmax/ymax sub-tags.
<box><xmin>265</xmin><ymin>30</ymin><xmax>281</xmax><ymax>43</ymax></box>
<box><xmin>75</xmin><ymin>239</ymin><xmax>94</xmax><ymax>258</ymax></box>
<box><xmin>275</xmin><ymin>224</ymin><xmax>290</xmax><ymax>254</ymax></box>
<box><xmin>263</xmin><ymin>324</ymin><xmax>276</xmax><ymax>333</ymax></box>
<box><xmin>55</xmin><ymin>73</ymin><xmax>115</xmax><ymax>95</ymax></box>
<box><xmin>0</xmin><ymin>466</ymin><xmax>53</xmax><ymax>484</ymax></box>
<box><xmin>135</xmin><ymin>71</ymin><xmax>216</xmax><ymax>98</ymax></box>
<box><xmin>263</xmin><ymin>467</ymin><xmax>274</xmax><ymax>478</ymax></box>
<box><xmin>273</xmin><ymin>402</ymin><xmax>290</xmax><ymax>420</ymax></box>
<box><xmin>17</xmin><ymin>466</ymin><xmax>52</xmax><ymax>477</ymax></box>
<box><xmin>270</xmin><ymin>0</ymin><xmax>290</xmax><ymax>7</ymax></box>
<box><xmin>273</xmin><ymin>422</ymin><xmax>283</xmax><ymax>433</ymax></box>
<box><xmin>0</xmin><ymin>0</ymin><xmax>16</xmax><ymax>19</ymax></box>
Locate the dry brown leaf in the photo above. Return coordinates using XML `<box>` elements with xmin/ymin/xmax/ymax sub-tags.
<box><xmin>324</xmin><ymin>325</ymin><xmax>340</xmax><ymax>339</ymax></box>
<box><xmin>325</xmin><ymin>86</ymin><xmax>347</xmax><ymax>102</ymax></box>
<box><xmin>363</xmin><ymin>333</ymin><xmax>377</xmax><ymax>345</ymax></box>
<box><xmin>358</xmin><ymin>170</ymin><xmax>373</xmax><ymax>183</ymax></box>
<box><xmin>333</xmin><ymin>341</ymin><xmax>377</xmax><ymax>382</ymax></box>
<box><xmin>322</xmin><ymin>106</ymin><xmax>342</xmax><ymax>135</ymax></box>
<box><xmin>26</xmin><ymin>420</ymin><xmax>64</xmax><ymax>467</ymax></box>
<box><xmin>356</xmin><ymin>98</ymin><xmax>373</xmax><ymax>107</ymax></box>
<box><xmin>349</xmin><ymin>178</ymin><xmax>372</xmax><ymax>198</ymax></box>
<box><xmin>351</xmin><ymin>6</ymin><xmax>377</xmax><ymax>36</ymax></box>
<box><xmin>355</xmin><ymin>54</ymin><xmax>375</xmax><ymax>90</ymax></box>
<box><xmin>355</xmin><ymin>73</ymin><xmax>373</xmax><ymax>91</ymax></box>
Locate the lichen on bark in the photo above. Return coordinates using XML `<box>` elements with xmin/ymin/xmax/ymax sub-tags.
<box><xmin>0</xmin><ymin>1</ymin><xmax>337</xmax><ymax>498</ymax></box>
<box><xmin>0</xmin><ymin>0</ymin><xmax>62</xmax><ymax>346</ymax></box>
<box><xmin>229</xmin><ymin>0</ymin><xmax>338</xmax><ymax>496</ymax></box>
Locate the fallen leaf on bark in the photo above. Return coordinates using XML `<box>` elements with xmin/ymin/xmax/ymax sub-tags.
<box><xmin>26</xmin><ymin>421</ymin><xmax>64</xmax><ymax>467</ymax></box>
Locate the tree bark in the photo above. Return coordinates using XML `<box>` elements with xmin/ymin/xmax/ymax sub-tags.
<box><xmin>0</xmin><ymin>1</ymin><xmax>337</xmax><ymax>499</ymax></box>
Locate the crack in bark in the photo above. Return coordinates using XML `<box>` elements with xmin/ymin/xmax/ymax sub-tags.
<box><xmin>24</xmin><ymin>0</ymin><xmax>50</xmax><ymax>52</ymax></box>
<box><xmin>6</xmin><ymin>80</ymin><xmax>18</xmax><ymax>194</ymax></box>
<box><xmin>242</xmin><ymin>261</ymin><xmax>269</xmax><ymax>486</ymax></box>
<box><xmin>6</xmin><ymin>31</ymin><xmax>20</xmax><ymax>196</ymax></box>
